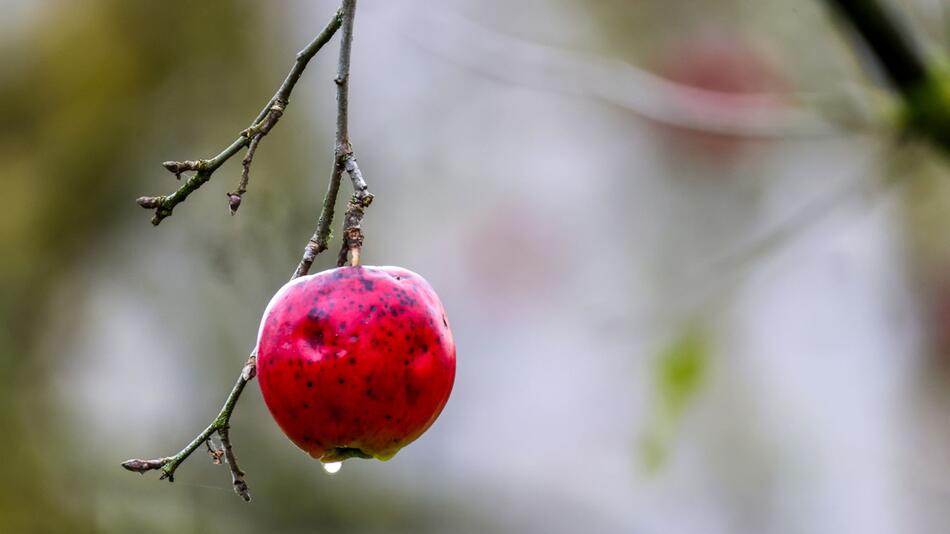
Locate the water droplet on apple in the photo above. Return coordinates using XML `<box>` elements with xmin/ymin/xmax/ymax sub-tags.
<box><xmin>323</xmin><ymin>461</ymin><xmax>343</xmax><ymax>474</ymax></box>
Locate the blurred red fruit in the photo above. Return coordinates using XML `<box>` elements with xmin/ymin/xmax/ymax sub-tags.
<box><xmin>656</xmin><ymin>33</ymin><xmax>786</xmax><ymax>161</ymax></box>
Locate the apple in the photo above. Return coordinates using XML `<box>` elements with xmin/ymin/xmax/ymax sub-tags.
<box><xmin>256</xmin><ymin>266</ymin><xmax>456</xmax><ymax>464</ymax></box>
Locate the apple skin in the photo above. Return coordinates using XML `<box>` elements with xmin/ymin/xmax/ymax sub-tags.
<box><xmin>256</xmin><ymin>266</ymin><xmax>456</xmax><ymax>463</ymax></box>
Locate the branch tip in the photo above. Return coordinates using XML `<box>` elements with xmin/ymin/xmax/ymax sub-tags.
<box><xmin>161</xmin><ymin>161</ymin><xmax>183</xmax><ymax>179</ymax></box>
<box><xmin>227</xmin><ymin>193</ymin><xmax>242</xmax><ymax>215</ymax></box>
<box><xmin>121</xmin><ymin>457</ymin><xmax>169</xmax><ymax>473</ymax></box>
<box><xmin>136</xmin><ymin>196</ymin><xmax>161</xmax><ymax>209</ymax></box>
<box><xmin>218</xmin><ymin>425</ymin><xmax>251</xmax><ymax>501</ymax></box>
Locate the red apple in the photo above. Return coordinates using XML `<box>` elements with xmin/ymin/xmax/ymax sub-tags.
<box><xmin>256</xmin><ymin>266</ymin><xmax>456</xmax><ymax>463</ymax></box>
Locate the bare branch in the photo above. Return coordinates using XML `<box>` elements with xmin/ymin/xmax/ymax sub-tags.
<box><xmin>121</xmin><ymin>366</ymin><xmax>254</xmax><ymax>489</ymax></box>
<box><xmin>138</xmin><ymin>9</ymin><xmax>344</xmax><ymax>225</ymax></box>
<box><xmin>331</xmin><ymin>2</ymin><xmax>375</xmax><ymax>268</ymax></box>
<box><xmin>824</xmin><ymin>0</ymin><xmax>927</xmax><ymax>90</ymax></box>
<box><xmin>123</xmin><ymin>0</ymin><xmax>365</xmax><ymax>502</ymax></box>
<box><xmin>230</xmin><ymin>133</ymin><xmax>262</xmax><ymax>215</ymax></box>
<box><xmin>407</xmin><ymin>10</ymin><xmax>861</xmax><ymax>139</ymax></box>
<box><xmin>218</xmin><ymin>425</ymin><xmax>250</xmax><ymax>502</ymax></box>
<box><xmin>823</xmin><ymin>0</ymin><xmax>950</xmax><ymax>153</ymax></box>
<box><xmin>296</xmin><ymin>0</ymin><xmax>361</xmax><ymax>278</ymax></box>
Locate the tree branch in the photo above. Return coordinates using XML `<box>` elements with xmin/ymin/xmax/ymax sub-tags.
<box><xmin>122</xmin><ymin>0</ymin><xmax>364</xmax><ymax>502</ymax></box>
<box><xmin>122</xmin><ymin>357</ymin><xmax>256</xmax><ymax>499</ymax></box>
<box><xmin>136</xmin><ymin>8</ymin><xmax>345</xmax><ymax>225</ymax></box>
<box><xmin>331</xmin><ymin>2</ymin><xmax>373</xmax><ymax>268</ymax></box>
<box><xmin>296</xmin><ymin>0</ymin><xmax>368</xmax><ymax>277</ymax></box>
<box><xmin>409</xmin><ymin>9</ymin><xmax>856</xmax><ymax>139</ymax></box>
<box><xmin>824</xmin><ymin>0</ymin><xmax>950</xmax><ymax>152</ymax></box>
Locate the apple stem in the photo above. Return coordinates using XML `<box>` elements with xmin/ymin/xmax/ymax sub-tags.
<box><xmin>336</xmin><ymin>155</ymin><xmax>374</xmax><ymax>267</ymax></box>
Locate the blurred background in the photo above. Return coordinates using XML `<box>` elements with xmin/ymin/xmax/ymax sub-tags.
<box><xmin>2</xmin><ymin>0</ymin><xmax>950</xmax><ymax>532</ymax></box>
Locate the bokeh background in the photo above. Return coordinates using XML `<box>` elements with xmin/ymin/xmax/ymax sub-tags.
<box><xmin>2</xmin><ymin>0</ymin><xmax>950</xmax><ymax>532</ymax></box>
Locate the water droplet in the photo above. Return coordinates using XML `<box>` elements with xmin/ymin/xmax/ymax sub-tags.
<box><xmin>335</xmin><ymin>349</ymin><xmax>348</xmax><ymax>358</ymax></box>
<box><xmin>323</xmin><ymin>461</ymin><xmax>343</xmax><ymax>474</ymax></box>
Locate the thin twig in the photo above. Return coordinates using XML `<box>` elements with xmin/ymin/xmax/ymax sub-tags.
<box><xmin>229</xmin><ymin>134</ymin><xmax>260</xmax><ymax>214</ymax></box>
<box><xmin>296</xmin><ymin>0</ymin><xmax>361</xmax><ymax>277</ymax></box>
<box><xmin>205</xmin><ymin>436</ymin><xmax>224</xmax><ymax>464</ymax></box>
<box><xmin>228</xmin><ymin>99</ymin><xmax>283</xmax><ymax>215</ymax></box>
<box><xmin>122</xmin><ymin>365</ymin><xmax>253</xmax><ymax>484</ymax></box>
<box><xmin>634</xmin><ymin>148</ymin><xmax>892</xmax><ymax>335</ymax></box>
<box><xmin>823</xmin><ymin>0</ymin><xmax>950</xmax><ymax>153</ymax></box>
<box><xmin>137</xmin><ymin>9</ymin><xmax>345</xmax><ymax>225</ymax></box>
<box><xmin>408</xmin><ymin>9</ymin><xmax>861</xmax><ymax>139</ymax></box>
<box><xmin>122</xmin><ymin>0</ymin><xmax>362</xmax><ymax>502</ymax></box>
<box><xmin>329</xmin><ymin>3</ymin><xmax>375</xmax><ymax>267</ymax></box>
<box><xmin>825</xmin><ymin>0</ymin><xmax>927</xmax><ymax>90</ymax></box>
<box><xmin>218</xmin><ymin>424</ymin><xmax>249</xmax><ymax>501</ymax></box>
